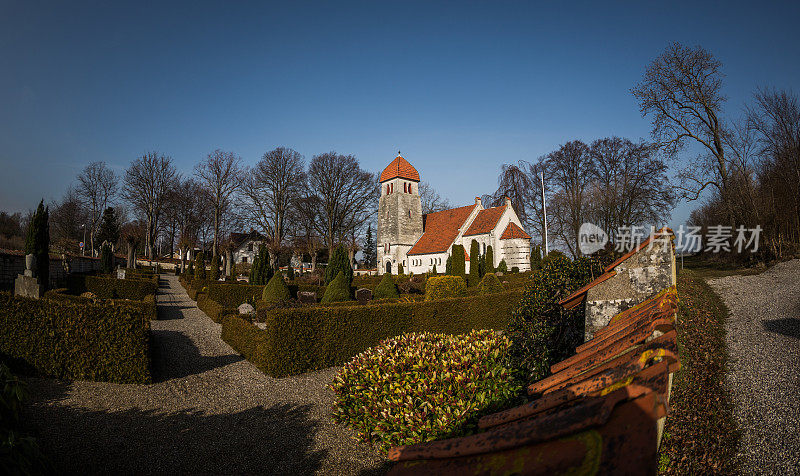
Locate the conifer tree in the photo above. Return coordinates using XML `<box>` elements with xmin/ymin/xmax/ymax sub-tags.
<box><xmin>445</xmin><ymin>254</ymin><xmax>452</xmax><ymax>275</ymax></box>
<box><xmin>324</xmin><ymin>244</ymin><xmax>352</xmax><ymax>285</ymax></box>
<box><xmin>363</xmin><ymin>224</ymin><xmax>376</xmax><ymax>268</ymax></box>
<box><xmin>486</xmin><ymin>245</ymin><xmax>495</xmax><ymax>273</ymax></box>
<box><xmin>451</xmin><ymin>244</ymin><xmax>465</xmax><ymax>277</ymax></box>
<box><xmin>431</xmin><ymin>263</ymin><xmax>437</xmax><ymax>275</ymax></box>
<box><xmin>25</xmin><ymin>200</ymin><xmax>50</xmax><ymax>288</ymax></box>
<box><xmin>210</xmin><ymin>254</ymin><xmax>221</xmax><ymax>280</ymax></box>
<box><xmin>96</xmin><ymin>207</ymin><xmax>120</xmax><ymax>248</ymax></box>
<box><xmin>468</xmin><ymin>240</ymin><xmax>481</xmax><ymax>287</ymax></box>
<box><xmin>100</xmin><ymin>242</ymin><xmax>114</xmax><ymax>274</ymax></box>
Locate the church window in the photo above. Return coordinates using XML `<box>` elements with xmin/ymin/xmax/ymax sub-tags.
<box><xmin>408</xmin><ymin>210</ymin><xmax>411</xmax><ymax>218</ymax></box>
<box><xmin>386</xmin><ymin>184</ymin><xmax>389</xmax><ymax>194</ymax></box>
<box><xmin>242</xmin><ymin>257</ymin><xmax>247</xmax><ymax>263</ymax></box>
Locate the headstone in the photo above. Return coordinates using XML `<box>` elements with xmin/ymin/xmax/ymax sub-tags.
<box><xmin>298</xmin><ymin>291</ymin><xmax>317</xmax><ymax>304</ymax></box>
<box><xmin>15</xmin><ymin>254</ymin><xmax>42</xmax><ymax>298</ymax></box>
<box><xmin>356</xmin><ymin>288</ymin><xmax>373</xmax><ymax>305</ymax></box>
<box><xmin>495</xmin><ymin>271</ymin><xmax>504</xmax><ymax>277</ymax></box>
<box><xmin>117</xmin><ymin>268</ymin><xmax>126</xmax><ymax>279</ymax></box>
<box><xmin>238</xmin><ymin>303</ymin><xmax>255</xmax><ymax>316</ymax></box>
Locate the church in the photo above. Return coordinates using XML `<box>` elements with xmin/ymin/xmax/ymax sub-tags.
<box><xmin>377</xmin><ymin>153</ymin><xmax>532</xmax><ymax>275</ymax></box>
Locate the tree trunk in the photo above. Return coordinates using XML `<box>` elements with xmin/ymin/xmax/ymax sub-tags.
<box><xmin>127</xmin><ymin>241</ymin><xmax>135</xmax><ymax>269</ymax></box>
<box><xmin>225</xmin><ymin>249</ymin><xmax>233</xmax><ymax>277</ymax></box>
<box><xmin>311</xmin><ymin>251</ymin><xmax>317</xmax><ymax>272</ymax></box>
<box><xmin>180</xmin><ymin>246</ymin><xmax>187</xmax><ymax>273</ymax></box>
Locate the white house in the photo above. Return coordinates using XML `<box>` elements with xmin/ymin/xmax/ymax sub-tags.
<box><xmin>230</xmin><ymin>230</ymin><xmax>266</xmax><ymax>264</ymax></box>
<box><xmin>377</xmin><ymin>153</ymin><xmax>532</xmax><ymax>275</ymax></box>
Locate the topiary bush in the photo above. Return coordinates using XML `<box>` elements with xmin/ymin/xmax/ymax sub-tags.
<box><xmin>100</xmin><ymin>242</ymin><xmax>114</xmax><ymax>274</ymax></box>
<box><xmin>195</xmin><ymin>251</ymin><xmax>206</xmax><ymax>280</ymax></box>
<box><xmin>468</xmin><ymin>240</ymin><xmax>481</xmax><ymax>287</ymax></box>
<box><xmin>321</xmin><ymin>271</ymin><xmax>352</xmax><ymax>304</ymax></box>
<box><xmin>505</xmin><ymin>254</ymin><xmax>607</xmax><ymax>382</ymax></box>
<box><xmin>210</xmin><ymin>254</ymin><xmax>221</xmax><ymax>281</ymax></box>
<box><xmin>511</xmin><ymin>266</ymin><xmax>519</xmax><ymax>273</ymax></box>
<box><xmin>478</xmin><ymin>272</ymin><xmax>505</xmax><ymax>294</ymax></box>
<box><xmin>530</xmin><ymin>245</ymin><xmax>543</xmax><ymax>270</ymax></box>
<box><xmin>425</xmin><ymin>275</ymin><xmax>467</xmax><ymax>301</ymax></box>
<box><xmin>451</xmin><ymin>245</ymin><xmax>466</xmax><ymax>277</ymax></box>
<box><xmin>373</xmin><ymin>273</ymin><xmax>399</xmax><ymax>300</ymax></box>
<box><xmin>330</xmin><ymin>330</ymin><xmax>524</xmax><ymax>451</ymax></box>
<box><xmin>445</xmin><ymin>255</ymin><xmax>452</xmax><ymax>275</ymax></box>
<box><xmin>262</xmin><ymin>273</ymin><xmax>291</xmax><ymax>304</ymax></box>
<box><xmin>486</xmin><ymin>245</ymin><xmax>494</xmax><ymax>273</ymax></box>
<box><xmin>397</xmin><ymin>263</ymin><xmax>404</xmax><ymax>275</ymax></box>
<box><xmin>324</xmin><ymin>245</ymin><xmax>353</xmax><ymax>286</ymax></box>
<box><xmin>497</xmin><ymin>259</ymin><xmax>508</xmax><ymax>274</ymax></box>
<box><xmin>250</xmin><ymin>244</ymin><xmax>273</xmax><ymax>285</ymax></box>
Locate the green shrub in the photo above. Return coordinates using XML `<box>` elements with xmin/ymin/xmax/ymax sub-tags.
<box><xmin>497</xmin><ymin>259</ymin><xmax>508</xmax><ymax>273</ymax></box>
<box><xmin>478</xmin><ymin>273</ymin><xmax>505</xmax><ymax>294</ymax></box>
<box><xmin>1</xmin><ymin>363</ymin><xmax>52</xmax><ymax>474</ymax></box>
<box><xmin>262</xmin><ymin>273</ymin><xmax>291</xmax><ymax>303</ymax></box>
<box><xmin>530</xmin><ymin>245</ymin><xmax>543</xmax><ymax>270</ymax></box>
<box><xmin>321</xmin><ymin>271</ymin><xmax>352</xmax><ymax>304</ymax></box>
<box><xmin>431</xmin><ymin>263</ymin><xmax>437</xmax><ymax>275</ymax></box>
<box><xmin>325</xmin><ymin>245</ymin><xmax>352</xmax><ymax>286</ymax></box>
<box><xmin>24</xmin><ymin>200</ymin><xmax>49</xmax><ymax>289</ymax></box>
<box><xmin>287</xmin><ymin>265</ymin><xmax>295</xmax><ymax>281</ymax></box>
<box><xmin>330</xmin><ymin>330</ymin><xmax>523</xmax><ymax>451</ymax></box>
<box><xmin>66</xmin><ymin>274</ymin><xmax>157</xmax><ymax>301</ymax></box>
<box><xmin>511</xmin><ymin>266</ymin><xmax>519</xmax><ymax>273</ymax></box>
<box><xmin>250</xmin><ymin>245</ymin><xmax>273</xmax><ymax>285</ymax></box>
<box><xmin>187</xmin><ymin>260</ymin><xmax>194</xmax><ymax>276</ymax></box>
<box><xmin>445</xmin><ymin>255</ymin><xmax>452</xmax><ymax>275</ymax></box>
<box><xmin>425</xmin><ymin>275</ymin><xmax>467</xmax><ymax>301</ymax></box>
<box><xmin>373</xmin><ymin>273</ymin><xmax>399</xmax><ymax>299</ymax></box>
<box><xmin>210</xmin><ymin>254</ymin><xmax>221</xmax><ymax>281</ymax></box>
<box><xmin>0</xmin><ymin>292</ymin><xmax>151</xmax><ymax>383</ymax></box>
<box><xmin>398</xmin><ymin>263</ymin><xmax>404</xmax><ymax>275</ymax></box>
<box><xmin>223</xmin><ymin>289</ymin><xmax>522</xmax><ymax>377</ymax></box>
<box><xmin>195</xmin><ymin>251</ymin><xmax>206</xmax><ymax>280</ymax></box>
<box><xmin>468</xmin><ymin>240</ymin><xmax>480</xmax><ymax>286</ymax></box>
<box><xmin>197</xmin><ymin>294</ymin><xmax>237</xmax><ymax>323</ymax></box>
<box><xmin>506</xmin><ymin>254</ymin><xmax>607</xmax><ymax>382</ymax></box>
<box><xmin>100</xmin><ymin>242</ymin><xmax>114</xmax><ymax>274</ymax></box>
<box><xmin>451</xmin><ymin>244</ymin><xmax>466</xmax><ymax>277</ymax></box>
<box><xmin>486</xmin><ymin>245</ymin><xmax>495</xmax><ymax>273</ymax></box>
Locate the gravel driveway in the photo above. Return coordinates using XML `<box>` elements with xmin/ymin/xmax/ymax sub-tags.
<box><xmin>23</xmin><ymin>275</ymin><xmax>387</xmax><ymax>475</ymax></box>
<box><xmin>708</xmin><ymin>259</ymin><xmax>800</xmax><ymax>475</ymax></box>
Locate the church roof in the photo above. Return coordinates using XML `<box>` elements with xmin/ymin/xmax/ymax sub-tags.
<box><xmin>379</xmin><ymin>154</ymin><xmax>420</xmax><ymax>183</ymax></box>
<box><xmin>500</xmin><ymin>222</ymin><xmax>531</xmax><ymax>240</ymax></box>
<box><xmin>407</xmin><ymin>204</ymin><xmax>477</xmax><ymax>256</ymax></box>
<box><xmin>463</xmin><ymin>206</ymin><xmax>506</xmax><ymax>237</ymax></box>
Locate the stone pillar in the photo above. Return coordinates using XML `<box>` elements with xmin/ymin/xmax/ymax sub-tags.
<box><xmin>15</xmin><ymin>254</ymin><xmax>43</xmax><ymax>299</ymax></box>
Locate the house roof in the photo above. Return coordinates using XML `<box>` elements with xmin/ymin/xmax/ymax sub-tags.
<box><xmin>379</xmin><ymin>154</ymin><xmax>420</xmax><ymax>183</ymax></box>
<box><xmin>407</xmin><ymin>204</ymin><xmax>477</xmax><ymax>256</ymax></box>
<box><xmin>230</xmin><ymin>231</ymin><xmax>266</xmax><ymax>249</ymax></box>
<box><xmin>500</xmin><ymin>222</ymin><xmax>531</xmax><ymax>240</ymax></box>
<box><xmin>463</xmin><ymin>206</ymin><xmax>506</xmax><ymax>237</ymax></box>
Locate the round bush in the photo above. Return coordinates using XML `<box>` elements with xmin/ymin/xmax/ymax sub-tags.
<box><xmin>497</xmin><ymin>259</ymin><xmax>508</xmax><ymax>274</ymax></box>
<box><xmin>373</xmin><ymin>273</ymin><xmax>399</xmax><ymax>299</ymax></box>
<box><xmin>321</xmin><ymin>271</ymin><xmax>351</xmax><ymax>304</ymax></box>
<box><xmin>262</xmin><ymin>272</ymin><xmax>291</xmax><ymax>303</ymax></box>
<box><xmin>424</xmin><ymin>275</ymin><xmax>467</xmax><ymax>301</ymax></box>
<box><xmin>330</xmin><ymin>330</ymin><xmax>523</xmax><ymax>451</ymax></box>
<box><xmin>478</xmin><ymin>273</ymin><xmax>505</xmax><ymax>294</ymax></box>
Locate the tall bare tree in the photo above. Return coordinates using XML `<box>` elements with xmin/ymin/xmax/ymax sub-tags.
<box><xmin>304</xmin><ymin>151</ymin><xmax>377</xmax><ymax>253</ymax></box>
<box><xmin>50</xmin><ymin>186</ymin><xmax>89</xmax><ymax>254</ymax></box>
<box><xmin>632</xmin><ymin>43</ymin><xmax>734</xmax><ymax>219</ymax></box>
<box><xmin>545</xmin><ymin>141</ymin><xmax>594</xmax><ymax>257</ymax></box>
<box><xmin>76</xmin><ymin>161</ymin><xmax>117</xmax><ymax>256</ymax></box>
<box><xmin>240</xmin><ymin>147</ymin><xmax>305</xmax><ymax>266</ymax></box>
<box><xmin>418</xmin><ymin>182</ymin><xmax>451</xmax><ymax>214</ymax></box>
<box><xmin>195</xmin><ymin>149</ymin><xmax>242</xmax><ymax>257</ymax></box>
<box><xmin>122</xmin><ymin>152</ymin><xmax>178</xmax><ymax>259</ymax></box>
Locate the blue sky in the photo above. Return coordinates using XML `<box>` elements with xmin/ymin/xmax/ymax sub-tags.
<box><xmin>1</xmin><ymin>1</ymin><xmax>798</xmax><ymax>231</ymax></box>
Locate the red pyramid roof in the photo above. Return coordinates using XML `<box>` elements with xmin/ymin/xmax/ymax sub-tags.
<box><xmin>500</xmin><ymin>222</ymin><xmax>531</xmax><ymax>240</ymax></box>
<box><xmin>379</xmin><ymin>154</ymin><xmax>420</xmax><ymax>183</ymax></box>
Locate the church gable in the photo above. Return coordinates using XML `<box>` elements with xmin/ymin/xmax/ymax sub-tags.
<box><xmin>407</xmin><ymin>204</ymin><xmax>477</xmax><ymax>256</ymax></box>
<box><xmin>463</xmin><ymin>205</ymin><xmax>507</xmax><ymax>237</ymax></box>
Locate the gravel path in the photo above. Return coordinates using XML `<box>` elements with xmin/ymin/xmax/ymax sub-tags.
<box><xmin>708</xmin><ymin>260</ymin><xmax>800</xmax><ymax>475</ymax></box>
<box><xmin>23</xmin><ymin>275</ymin><xmax>387</xmax><ymax>475</ymax></box>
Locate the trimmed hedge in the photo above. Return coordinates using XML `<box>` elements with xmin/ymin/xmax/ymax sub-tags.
<box><xmin>373</xmin><ymin>273</ymin><xmax>399</xmax><ymax>299</ymax></box>
<box><xmin>66</xmin><ymin>274</ymin><xmax>158</xmax><ymax>301</ymax></box>
<box><xmin>196</xmin><ymin>293</ymin><xmax>238</xmax><ymax>323</ymax></box>
<box><xmin>478</xmin><ymin>273</ymin><xmax>505</xmax><ymax>294</ymax></box>
<box><xmin>425</xmin><ymin>275</ymin><xmax>467</xmax><ymax>301</ymax></box>
<box><xmin>224</xmin><ymin>289</ymin><xmax>523</xmax><ymax>377</ymax></box>
<box><xmin>44</xmin><ymin>288</ymin><xmax>157</xmax><ymax>321</ymax></box>
<box><xmin>0</xmin><ymin>292</ymin><xmax>151</xmax><ymax>383</ymax></box>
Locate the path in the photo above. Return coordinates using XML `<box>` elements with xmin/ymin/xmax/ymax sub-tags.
<box><xmin>23</xmin><ymin>274</ymin><xmax>386</xmax><ymax>475</ymax></box>
<box><xmin>708</xmin><ymin>259</ymin><xmax>800</xmax><ymax>475</ymax></box>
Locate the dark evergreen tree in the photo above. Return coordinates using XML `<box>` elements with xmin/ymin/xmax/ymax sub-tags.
<box><xmin>431</xmin><ymin>263</ymin><xmax>438</xmax><ymax>275</ymax></box>
<box><xmin>530</xmin><ymin>245</ymin><xmax>543</xmax><ymax>270</ymax></box>
<box><xmin>25</xmin><ymin>200</ymin><xmax>50</xmax><ymax>288</ymax></box>
<box><xmin>451</xmin><ymin>244</ymin><xmax>465</xmax><ymax>277</ymax></box>
<box><xmin>363</xmin><ymin>224</ymin><xmax>376</xmax><ymax>268</ymax></box>
<box><xmin>195</xmin><ymin>251</ymin><xmax>206</xmax><ymax>279</ymax></box>
<box><xmin>249</xmin><ymin>244</ymin><xmax>272</xmax><ymax>285</ymax></box>
<box><xmin>398</xmin><ymin>263</ymin><xmax>404</xmax><ymax>275</ymax></box>
<box><xmin>445</xmin><ymin>254</ymin><xmax>452</xmax><ymax>275</ymax></box>
<box><xmin>324</xmin><ymin>244</ymin><xmax>353</xmax><ymax>285</ymax></box>
<box><xmin>468</xmin><ymin>240</ymin><xmax>481</xmax><ymax>286</ymax></box>
<box><xmin>486</xmin><ymin>245</ymin><xmax>495</xmax><ymax>273</ymax></box>
<box><xmin>96</xmin><ymin>207</ymin><xmax>120</xmax><ymax>248</ymax></box>
<box><xmin>210</xmin><ymin>254</ymin><xmax>221</xmax><ymax>280</ymax></box>
<box><xmin>100</xmin><ymin>242</ymin><xmax>114</xmax><ymax>274</ymax></box>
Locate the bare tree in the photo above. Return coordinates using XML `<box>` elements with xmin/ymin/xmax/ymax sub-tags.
<box><xmin>304</xmin><ymin>152</ymin><xmax>377</xmax><ymax>253</ymax></box>
<box><xmin>632</xmin><ymin>43</ymin><xmax>735</xmax><ymax>220</ymax></box>
<box><xmin>165</xmin><ymin>178</ymin><xmax>204</xmax><ymax>272</ymax></box>
<box><xmin>545</xmin><ymin>141</ymin><xmax>594</xmax><ymax>257</ymax></box>
<box><xmin>50</xmin><ymin>186</ymin><xmax>89</xmax><ymax>254</ymax></box>
<box><xmin>240</xmin><ymin>147</ymin><xmax>305</xmax><ymax>267</ymax></box>
<box><xmin>418</xmin><ymin>182</ymin><xmax>451</xmax><ymax>214</ymax></box>
<box><xmin>76</xmin><ymin>161</ymin><xmax>117</xmax><ymax>256</ymax></box>
<box><xmin>195</xmin><ymin>149</ymin><xmax>242</xmax><ymax>257</ymax></box>
<box><xmin>122</xmin><ymin>152</ymin><xmax>178</xmax><ymax>259</ymax></box>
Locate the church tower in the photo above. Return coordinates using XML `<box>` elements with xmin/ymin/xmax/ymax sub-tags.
<box><xmin>377</xmin><ymin>153</ymin><xmax>423</xmax><ymax>275</ymax></box>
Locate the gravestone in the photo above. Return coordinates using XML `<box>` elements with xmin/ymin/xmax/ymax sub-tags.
<box><xmin>298</xmin><ymin>291</ymin><xmax>317</xmax><ymax>304</ymax></box>
<box><xmin>356</xmin><ymin>288</ymin><xmax>373</xmax><ymax>305</ymax></box>
<box><xmin>238</xmin><ymin>303</ymin><xmax>255</xmax><ymax>316</ymax></box>
<box><xmin>15</xmin><ymin>254</ymin><xmax>43</xmax><ymax>299</ymax></box>
<box><xmin>116</xmin><ymin>267</ymin><xmax>126</xmax><ymax>279</ymax></box>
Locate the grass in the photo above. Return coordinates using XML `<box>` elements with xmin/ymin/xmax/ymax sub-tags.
<box><xmin>679</xmin><ymin>254</ymin><xmax>764</xmax><ymax>279</ymax></box>
<box><xmin>657</xmin><ymin>268</ymin><xmax>741</xmax><ymax>474</ymax></box>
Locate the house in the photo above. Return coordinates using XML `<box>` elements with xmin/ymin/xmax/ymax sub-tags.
<box><xmin>230</xmin><ymin>230</ymin><xmax>266</xmax><ymax>264</ymax></box>
<box><xmin>377</xmin><ymin>153</ymin><xmax>532</xmax><ymax>275</ymax></box>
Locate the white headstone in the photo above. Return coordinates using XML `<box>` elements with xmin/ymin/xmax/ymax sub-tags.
<box><xmin>238</xmin><ymin>303</ymin><xmax>255</xmax><ymax>316</ymax></box>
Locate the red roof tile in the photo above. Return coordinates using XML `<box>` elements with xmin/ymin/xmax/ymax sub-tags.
<box><xmin>379</xmin><ymin>155</ymin><xmax>420</xmax><ymax>183</ymax></box>
<box><xmin>407</xmin><ymin>205</ymin><xmax>477</xmax><ymax>256</ymax></box>
<box><xmin>463</xmin><ymin>206</ymin><xmax>506</xmax><ymax>236</ymax></box>
<box><xmin>500</xmin><ymin>222</ymin><xmax>531</xmax><ymax>240</ymax></box>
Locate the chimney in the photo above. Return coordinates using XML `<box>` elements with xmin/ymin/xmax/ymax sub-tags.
<box><xmin>475</xmin><ymin>196</ymin><xmax>481</xmax><ymax>206</ymax></box>
<box><xmin>505</xmin><ymin>196</ymin><xmax>512</xmax><ymax>206</ymax></box>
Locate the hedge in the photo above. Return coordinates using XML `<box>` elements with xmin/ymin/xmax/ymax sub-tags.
<box><xmin>66</xmin><ymin>274</ymin><xmax>158</xmax><ymax>301</ymax></box>
<box><xmin>425</xmin><ymin>275</ymin><xmax>467</xmax><ymax>301</ymax></box>
<box><xmin>224</xmin><ymin>289</ymin><xmax>523</xmax><ymax>377</ymax></box>
<box><xmin>196</xmin><ymin>293</ymin><xmax>238</xmax><ymax>323</ymax></box>
<box><xmin>0</xmin><ymin>292</ymin><xmax>151</xmax><ymax>383</ymax></box>
<box><xmin>44</xmin><ymin>288</ymin><xmax>157</xmax><ymax>321</ymax></box>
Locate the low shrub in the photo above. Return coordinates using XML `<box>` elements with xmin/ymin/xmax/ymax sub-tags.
<box><xmin>262</xmin><ymin>273</ymin><xmax>291</xmax><ymax>303</ymax></box>
<box><xmin>196</xmin><ymin>294</ymin><xmax>237</xmax><ymax>323</ymax></box>
<box><xmin>225</xmin><ymin>289</ymin><xmax>522</xmax><ymax>377</ymax></box>
<box><xmin>321</xmin><ymin>271</ymin><xmax>351</xmax><ymax>304</ymax></box>
<box><xmin>0</xmin><ymin>292</ymin><xmax>151</xmax><ymax>383</ymax></box>
<box><xmin>373</xmin><ymin>273</ymin><xmax>399</xmax><ymax>299</ymax></box>
<box><xmin>497</xmin><ymin>259</ymin><xmax>508</xmax><ymax>273</ymax></box>
<box><xmin>44</xmin><ymin>288</ymin><xmax>157</xmax><ymax>321</ymax></box>
<box><xmin>425</xmin><ymin>275</ymin><xmax>467</xmax><ymax>301</ymax></box>
<box><xmin>511</xmin><ymin>266</ymin><xmax>519</xmax><ymax>273</ymax></box>
<box><xmin>66</xmin><ymin>274</ymin><xmax>157</xmax><ymax>301</ymax></box>
<box><xmin>330</xmin><ymin>330</ymin><xmax>524</xmax><ymax>451</ymax></box>
<box><xmin>478</xmin><ymin>272</ymin><xmax>505</xmax><ymax>294</ymax></box>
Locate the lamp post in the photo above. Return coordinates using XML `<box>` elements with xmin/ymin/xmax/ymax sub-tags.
<box><xmin>540</xmin><ymin>170</ymin><xmax>549</xmax><ymax>256</ymax></box>
<box><xmin>81</xmin><ymin>224</ymin><xmax>86</xmax><ymax>256</ymax></box>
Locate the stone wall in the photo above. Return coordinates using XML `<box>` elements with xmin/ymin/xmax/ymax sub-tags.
<box><xmin>583</xmin><ymin>235</ymin><xmax>676</xmax><ymax>341</ymax></box>
<box><xmin>0</xmin><ymin>249</ymin><xmax>123</xmax><ymax>290</ymax></box>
